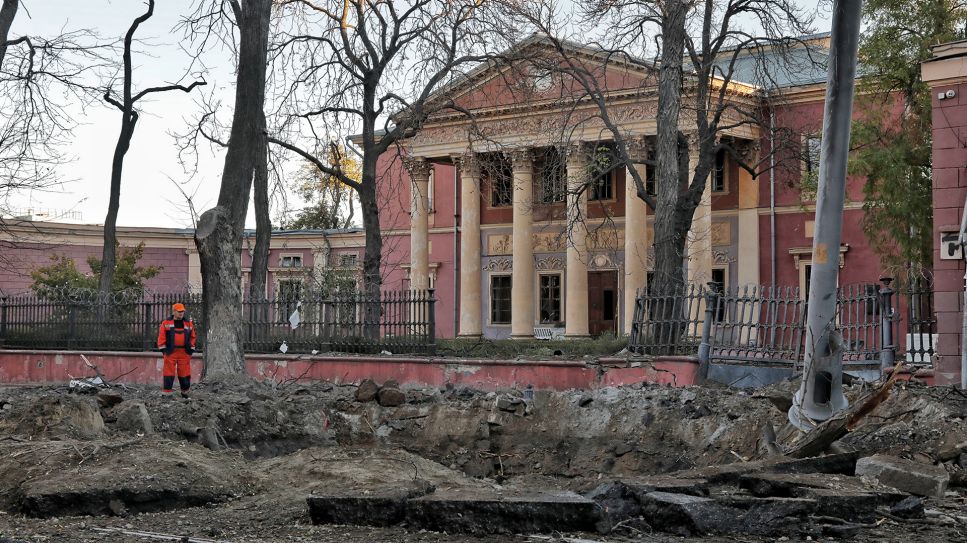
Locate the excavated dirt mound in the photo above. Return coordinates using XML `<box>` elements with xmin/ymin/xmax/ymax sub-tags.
<box><xmin>0</xmin><ymin>376</ymin><xmax>964</xmax><ymax>542</ymax></box>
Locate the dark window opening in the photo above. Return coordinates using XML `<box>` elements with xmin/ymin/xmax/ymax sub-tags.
<box><xmin>539</xmin><ymin>274</ymin><xmax>562</xmax><ymax>324</ymax></box>
<box><xmin>645</xmin><ymin>163</ymin><xmax>656</xmax><ymax>196</ymax></box>
<box><xmin>486</xmin><ymin>156</ymin><xmax>513</xmax><ymax>207</ymax></box>
<box><xmin>538</xmin><ymin>148</ymin><xmax>566</xmax><ymax>203</ymax></box>
<box><xmin>590</xmin><ymin>170</ymin><xmax>614</xmax><ymax>201</ymax></box>
<box><xmin>490</xmin><ymin>275</ymin><xmax>512</xmax><ymax>324</ymax></box>
<box><xmin>711</xmin><ymin>268</ymin><xmax>726</xmax><ymax>322</ymax></box>
<box><xmin>712</xmin><ymin>149</ymin><xmax>727</xmax><ymax>192</ymax></box>
<box><xmin>603</xmin><ymin>289</ymin><xmax>616</xmax><ymax>321</ymax></box>
<box><xmin>804</xmin><ymin>135</ymin><xmax>821</xmax><ymax>175</ymax></box>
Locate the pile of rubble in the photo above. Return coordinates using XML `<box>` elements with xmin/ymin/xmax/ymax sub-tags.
<box><xmin>0</xmin><ymin>372</ymin><xmax>964</xmax><ymax>541</ymax></box>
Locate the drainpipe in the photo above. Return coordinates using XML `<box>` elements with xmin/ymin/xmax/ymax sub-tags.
<box><xmin>769</xmin><ymin>107</ymin><xmax>777</xmax><ymax>286</ymax></box>
<box><xmin>453</xmin><ymin>164</ymin><xmax>460</xmax><ymax>339</ymax></box>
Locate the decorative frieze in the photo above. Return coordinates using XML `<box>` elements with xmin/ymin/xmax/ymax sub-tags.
<box><xmin>483</xmin><ymin>258</ymin><xmax>513</xmax><ymax>272</ymax></box>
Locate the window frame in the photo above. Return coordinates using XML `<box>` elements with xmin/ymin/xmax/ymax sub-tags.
<box><xmin>712</xmin><ymin>148</ymin><xmax>728</xmax><ymax>193</ymax></box>
<box><xmin>489</xmin><ymin>274</ymin><xmax>513</xmax><ymax>325</ymax></box>
<box><xmin>537</xmin><ymin>272</ymin><xmax>563</xmax><ymax>325</ymax></box>
<box><xmin>279</xmin><ymin>253</ymin><xmax>303</xmax><ymax>269</ymax></box>
<box><xmin>537</xmin><ymin>148</ymin><xmax>566</xmax><ymax>204</ymax></box>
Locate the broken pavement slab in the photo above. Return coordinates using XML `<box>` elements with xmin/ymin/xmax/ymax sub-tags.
<box><xmin>404</xmin><ymin>488</ymin><xmax>599</xmax><ymax>535</ymax></box>
<box><xmin>307</xmin><ymin>484</ymin><xmax>434</xmax><ymax>527</ymax></box>
<box><xmin>855</xmin><ymin>454</ymin><xmax>950</xmax><ymax>498</ymax></box>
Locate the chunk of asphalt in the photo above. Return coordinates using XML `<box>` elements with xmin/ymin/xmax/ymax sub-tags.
<box><xmin>715</xmin><ymin>495</ymin><xmax>816</xmax><ymax>536</ymax></box>
<box><xmin>636</xmin><ymin>491</ymin><xmax>744</xmax><ymax>537</ymax></box>
<box><xmin>890</xmin><ymin>495</ymin><xmax>925</xmax><ymax>519</ymax></box>
<box><xmin>307</xmin><ymin>484</ymin><xmax>434</xmax><ymax>527</ymax></box>
<box><xmin>586</xmin><ymin>481</ymin><xmax>640</xmax><ymax>533</ymax></box>
<box><xmin>677</xmin><ymin>452</ymin><xmax>859</xmax><ymax>485</ymax></box>
<box><xmin>855</xmin><ymin>455</ymin><xmax>950</xmax><ymax>498</ymax></box>
<box><xmin>404</xmin><ymin>488</ymin><xmax>600</xmax><ymax>535</ymax></box>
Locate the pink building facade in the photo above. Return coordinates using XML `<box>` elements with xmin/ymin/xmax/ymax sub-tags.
<box><xmin>923</xmin><ymin>39</ymin><xmax>967</xmax><ymax>386</ymax></box>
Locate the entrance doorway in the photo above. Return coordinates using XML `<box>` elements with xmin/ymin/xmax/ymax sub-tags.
<box><xmin>588</xmin><ymin>270</ymin><xmax>618</xmax><ymax>336</ymax></box>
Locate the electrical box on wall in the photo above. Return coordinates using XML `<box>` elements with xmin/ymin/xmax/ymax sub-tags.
<box><xmin>940</xmin><ymin>231</ymin><xmax>963</xmax><ymax>260</ymax></box>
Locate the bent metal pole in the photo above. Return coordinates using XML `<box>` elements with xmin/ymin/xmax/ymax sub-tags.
<box><xmin>788</xmin><ymin>0</ymin><xmax>863</xmax><ymax>430</ymax></box>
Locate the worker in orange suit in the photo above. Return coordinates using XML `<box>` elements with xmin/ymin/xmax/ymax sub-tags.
<box><xmin>157</xmin><ymin>302</ymin><xmax>197</xmax><ymax>399</ymax></box>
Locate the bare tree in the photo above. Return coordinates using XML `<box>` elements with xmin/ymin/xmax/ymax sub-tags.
<box><xmin>99</xmin><ymin>0</ymin><xmax>205</xmax><ymax>296</ymax></box>
<box><xmin>268</xmin><ymin>0</ymin><xmax>501</xmax><ymax>298</ymax></box>
<box><xmin>185</xmin><ymin>0</ymin><xmax>272</xmax><ymax>377</ymax></box>
<box><xmin>0</xmin><ymin>0</ymin><xmax>111</xmax><ymax>216</ymax></box>
<box><xmin>505</xmin><ymin>0</ymin><xmax>815</xmax><ymax>296</ymax></box>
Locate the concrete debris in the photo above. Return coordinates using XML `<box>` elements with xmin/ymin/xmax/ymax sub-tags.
<box><xmin>112</xmin><ymin>401</ymin><xmax>154</xmax><ymax>435</ymax></box>
<box><xmin>404</xmin><ymin>488</ymin><xmax>599</xmax><ymax>535</ymax></box>
<box><xmin>889</xmin><ymin>495</ymin><xmax>925</xmax><ymax>519</ymax></box>
<box><xmin>855</xmin><ymin>454</ymin><xmax>950</xmax><ymax>498</ymax></box>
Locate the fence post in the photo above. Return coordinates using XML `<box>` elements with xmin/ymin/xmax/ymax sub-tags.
<box><xmin>67</xmin><ymin>304</ymin><xmax>77</xmax><ymax>349</ymax></box>
<box><xmin>697</xmin><ymin>283</ymin><xmax>717</xmax><ymax>382</ymax></box>
<box><xmin>427</xmin><ymin>288</ymin><xmax>436</xmax><ymax>354</ymax></box>
<box><xmin>879</xmin><ymin>276</ymin><xmax>896</xmax><ymax>372</ymax></box>
<box><xmin>142</xmin><ymin>302</ymin><xmax>152</xmax><ymax>351</ymax></box>
<box><xmin>0</xmin><ymin>296</ymin><xmax>6</xmax><ymax>346</ymax></box>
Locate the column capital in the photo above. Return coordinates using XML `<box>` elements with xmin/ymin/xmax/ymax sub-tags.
<box><xmin>505</xmin><ymin>148</ymin><xmax>533</xmax><ymax>170</ymax></box>
<box><xmin>626</xmin><ymin>136</ymin><xmax>651</xmax><ymax>162</ymax></box>
<box><xmin>452</xmin><ymin>152</ymin><xmax>480</xmax><ymax>177</ymax></box>
<box><xmin>404</xmin><ymin>156</ymin><xmax>432</xmax><ymax>180</ymax></box>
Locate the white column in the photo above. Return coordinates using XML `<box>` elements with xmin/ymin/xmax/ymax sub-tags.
<box><xmin>455</xmin><ymin>153</ymin><xmax>482</xmax><ymax>338</ymax></box>
<box><xmin>406</xmin><ymin>157</ymin><xmax>432</xmax><ymax>291</ymax></box>
<box><xmin>623</xmin><ymin>137</ymin><xmax>650</xmax><ymax>335</ymax></box>
<box><xmin>565</xmin><ymin>143</ymin><xmax>590</xmax><ymax>338</ymax></box>
<box><xmin>686</xmin><ymin>146</ymin><xmax>712</xmax><ymax>286</ymax></box>
<box><xmin>509</xmin><ymin>148</ymin><xmax>535</xmax><ymax>339</ymax></box>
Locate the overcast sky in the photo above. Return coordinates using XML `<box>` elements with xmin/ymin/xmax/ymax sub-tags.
<box><xmin>6</xmin><ymin>0</ymin><xmax>832</xmax><ymax>229</ymax></box>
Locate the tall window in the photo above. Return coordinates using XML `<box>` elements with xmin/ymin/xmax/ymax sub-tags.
<box><xmin>590</xmin><ymin>170</ymin><xmax>614</xmax><ymax>201</ymax></box>
<box><xmin>487</xmin><ymin>157</ymin><xmax>513</xmax><ymax>207</ymax></box>
<box><xmin>645</xmin><ymin>162</ymin><xmax>656</xmax><ymax>196</ymax></box>
<box><xmin>539</xmin><ymin>274</ymin><xmax>562</xmax><ymax>324</ymax></box>
<box><xmin>803</xmin><ymin>135</ymin><xmax>821</xmax><ymax>176</ymax></box>
<box><xmin>538</xmin><ymin>148</ymin><xmax>565</xmax><ymax>203</ymax></box>
<box><xmin>711</xmin><ymin>268</ymin><xmax>726</xmax><ymax>322</ymax></box>
<box><xmin>490</xmin><ymin>275</ymin><xmax>512</xmax><ymax>324</ymax></box>
<box><xmin>712</xmin><ymin>149</ymin><xmax>727</xmax><ymax>192</ymax></box>
<box><xmin>278</xmin><ymin>279</ymin><xmax>302</xmax><ymax>321</ymax></box>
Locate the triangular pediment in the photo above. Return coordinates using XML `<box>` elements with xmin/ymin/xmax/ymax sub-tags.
<box><xmin>432</xmin><ymin>36</ymin><xmax>658</xmax><ymax>117</ymax></box>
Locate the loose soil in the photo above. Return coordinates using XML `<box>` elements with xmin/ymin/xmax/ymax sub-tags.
<box><xmin>0</xmin><ymin>373</ymin><xmax>965</xmax><ymax>542</ymax></box>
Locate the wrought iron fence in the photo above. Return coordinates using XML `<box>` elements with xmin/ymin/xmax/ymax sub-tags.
<box><xmin>0</xmin><ymin>289</ymin><xmax>436</xmax><ymax>355</ymax></box>
<box><xmin>629</xmin><ymin>278</ymin><xmax>936</xmax><ymax>367</ymax></box>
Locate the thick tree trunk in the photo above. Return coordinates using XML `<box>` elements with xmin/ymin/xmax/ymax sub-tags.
<box><xmin>195</xmin><ymin>0</ymin><xmax>271</xmax><ymax>378</ymax></box>
<box><xmin>652</xmin><ymin>0</ymin><xmax>689</xmax><ymax>297</ymax></box>
<box><xmin>99</xmin><ymin>116</ymin><xmax>137</xmax><ymax>295</ymax></box>
<box><xmin>0</xmin><ymin>0</ymin><xmax>18</xmax><ymax>66</ymax></box>
<box><xmin>249</xmin><ymin>112</ymin><xmax>270</xmax><ymax>304</ymax></box>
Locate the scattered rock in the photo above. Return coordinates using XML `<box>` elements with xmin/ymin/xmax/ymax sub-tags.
<box><xmin>107</xmin><ymin>499</ymin><xmax>128</xmax><ymax>517</ymax></box>
<box><xmin>890</xmin><ymin>496</ymin><xmax>925</xmax><ymax>519</ymax></box>
<box><xmin>377</xmin><ymin>387</ymin><xmax>406</xmax><ymax>407</ymax></box>
<box><xmin>855</xmin><ymin>455</ymin><xmax>949</xmax><ymax>498</ymax></box>
<box><xmin>113</xmin><ymin>401</ymin><xmax>154</xmax><ymax>435</ymax></box>
<box><xmin>355</xmin><ymin>379</ymin><xmax>378</xmax><ymax>402</ymax></box>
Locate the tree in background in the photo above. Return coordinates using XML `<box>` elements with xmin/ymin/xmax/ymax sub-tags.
<box><xmin>851</xmin><ymin>0</ymin><xmax>967</xmax><ymax>277</ymax></box>
<box><xmin>30</xmin><ymin>243</ymin><xmax>160</xmax><ymax>300</ymax></box>
<box><xmin>284</xmin><ymin>145</ymin><xmax>360</xmax><ymax>230</ymax></box>
<box><xmin>99</xmin><ymin>0</ymin><xmax>204</xmax><ymax>297</ymax></box>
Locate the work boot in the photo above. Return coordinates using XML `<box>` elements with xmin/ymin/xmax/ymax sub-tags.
<box><xmin>161</xmin><ymin>393</ymin><xmax>173</xmax><ymax>401</ymax></box>
<box><xmin>180</xmin><ymin>391</ymin><xmax>190</xmax><ymax>399</ymax></box>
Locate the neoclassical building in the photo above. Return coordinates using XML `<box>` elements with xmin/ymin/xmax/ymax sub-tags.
<box><xmin>374</xmin><ymin>34</ymin><xmax>886</xmax><ymax>340</ymax></box>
